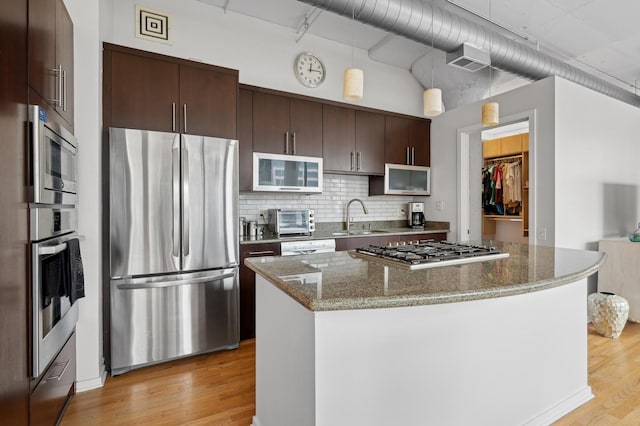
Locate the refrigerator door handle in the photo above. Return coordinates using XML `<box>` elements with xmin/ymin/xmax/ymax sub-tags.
<box><xmin>172</xmin><ymin>145</ymin><xmax>180</xmax><ymax>258</ymax></box>
<box><xmin>182</xmin><ymin>144</ymin><xmax>190</xmax><ymax>257</ymax></box>
<box><xmin>115</xmin><ymin>271</ymin><xmax>236</xmax><ymax>290</ymax></box>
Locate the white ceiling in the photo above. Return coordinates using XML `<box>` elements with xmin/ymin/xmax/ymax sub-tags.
<box><xmin>196</xmin><ymin>0</ymin><xmax>640</xmax><ymax>103</ymax></box>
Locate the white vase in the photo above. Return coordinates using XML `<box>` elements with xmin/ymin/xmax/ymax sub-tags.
<box><xmin>588</xmin><ymin>292</ymin><xmax>629</xmax><ymax>338</ymax></box>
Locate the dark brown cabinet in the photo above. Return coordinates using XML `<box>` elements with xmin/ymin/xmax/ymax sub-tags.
<box><xmin>104</xmin><ymin>44</ymin><xmax>238</xmax><ymax>138</ymax></box>
<box><xmin>239</xmin><ymin>242</ymin><xmax>281</xmax><ymax>340</ymax></box>
<box><xmin>252</xmin><ymin>91</ymin><xmax>322</xmax><ymax>157</ymax></box>
<box><xmin>385</xmin><ymin>116</ymin><xmax>430</xmax><ymax>166</ymax></box>
<box><xmin>28</xmin><ymin>0</ymin><xmax>74</xmax><ymax>129</ymax></box>
<box><xmin>238</xmin><ymin>88</ymin><xmax>254</xmax><ymax>191</ymax></box>
<box><xmin>323</xmin><ymin>107</ymin><xmax>385</xmax><ymax>175</ymax></box>
<box><xmin>0</xmin><ymin>0</ymin><xmax>30</xmax><ymax>422</ymax></box>
<box><xmin>30</xmin><ymin>333</ymin><xmax>76</xmax><ymax>426</ymax></box>
<box><xmin>335</xmin><ymin>233</ymin><xmax>446</xmax><ymax>251</ymax></box>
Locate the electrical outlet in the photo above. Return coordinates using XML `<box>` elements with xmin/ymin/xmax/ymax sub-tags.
<box><xmin>537</xmin><ymin>227</ymin><xmax>547</xmax><ymax>241</ymax></box>
<box><xmin>436</xmin><ymin>200</ymin><xmax>444</xmax><ymax>211</ymax></box>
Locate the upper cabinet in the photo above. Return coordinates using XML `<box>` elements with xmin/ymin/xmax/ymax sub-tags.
<box><xmin>323</xmin><ymin>107</ymin><xmax>385</xmax><ymax>175</ymax></box>
<box><xmin>238</xmin><ymin>89</ymin><xmax>253</xmax><ymax>192</ymax></box>
<box><xmin>385</xmin><ymin>116</ymin><xmax>430</xmax><ymax>166</ymax></box>
<box><xmin>28</xmin><ymin>0</ymin><xmax>74</xmax><ymax>130</ymax></box>
<box><xmin>104</xmin><ymin>44</ymin><xmax>238</xmax><ymax>139</ymax></box>
<box><xmin>252</xmin><ymin>92</ymin><xmax>322</xmax><ymax>157</ymax></box>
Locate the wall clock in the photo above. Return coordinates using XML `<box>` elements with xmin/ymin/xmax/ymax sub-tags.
<box><xmin>294</xmin><ymin>52</ymin><xmax>326</xmax><ymax>88</ymax></box>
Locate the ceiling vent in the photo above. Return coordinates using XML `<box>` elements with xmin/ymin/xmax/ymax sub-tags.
<box><xmin>446</xmin><ymin>43</ymin><xmax>490</xmax><ymax>72</ymax></box>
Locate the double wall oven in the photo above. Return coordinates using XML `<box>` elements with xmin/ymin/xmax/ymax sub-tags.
<box><xmin>29</xmin><ymin>105</ymin><xmax>80</xmax><ymax>379</ymax></box>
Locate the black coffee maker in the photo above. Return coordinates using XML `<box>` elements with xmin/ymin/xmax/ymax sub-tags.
<box><xmin>408</xmin><ymin>202</ymin><xmax>425</xmax><ymax>229</ymax></box>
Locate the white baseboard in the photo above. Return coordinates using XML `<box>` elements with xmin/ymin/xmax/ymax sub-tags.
<box><xmin>251</xmin><ymin>415</ymin><xmax>261</xmax><ymax>426</ymax></box>
<box><xmin>75</xmin><ymin>363</ymin><xmax>107</xmax><ymax>392</ymax></box>
<box><xmin>523</xmin><ymin>386</ymin><xmax>594</xmax><ymax>426</ymax></box>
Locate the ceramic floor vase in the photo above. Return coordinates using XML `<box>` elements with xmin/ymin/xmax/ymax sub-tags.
<box><xmin>588</xmin><ymin>292</ymin><xmax>629</xmax><ymax>338</ymax></box>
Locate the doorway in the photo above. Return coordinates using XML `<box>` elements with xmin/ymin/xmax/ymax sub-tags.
<box><xmin>457</xmin><ymin>110</ymin><xmax>536</xmax><ymax>243</ymax></box>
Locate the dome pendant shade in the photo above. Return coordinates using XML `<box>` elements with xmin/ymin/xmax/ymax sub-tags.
<box><xmin>423</xmin><ymin>88</ymin><xmax>443</xmax><ymax>117</ymax></box>
<box><xmin>482</xmin><ymin>102</ymin><xmax>499</xmax><ymax>127</ymax></box>
<box><xmin>343</xmin><ymin>68</ymin><xmax>364</xmax><ymax>101</ymax></box>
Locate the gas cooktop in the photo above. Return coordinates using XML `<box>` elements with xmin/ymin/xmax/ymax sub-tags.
<box><xmin>354</xmin><ymin>240</ymin><xmax>509</xmax><ymax>270</ymax></box>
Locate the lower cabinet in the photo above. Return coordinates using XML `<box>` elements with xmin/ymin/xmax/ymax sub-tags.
<box><xmin>240</xmin><ymin>243</ymin><xmax>281</xmax><ymax>340</ymax></box>
<box><xmin>31</xmin><ymin>332</ymin><xmax>76</xmax><ymax>426</ymax></box>
<box><xmin>335</xmin><ymin>233</ymin><xmax>447</xmax><ymax>251</ymax></box>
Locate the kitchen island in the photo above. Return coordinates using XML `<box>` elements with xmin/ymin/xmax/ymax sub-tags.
<box><xmin>245</xmin><ymin>242</ymin><xmax>606</xmax><ymax>426</ymax></box>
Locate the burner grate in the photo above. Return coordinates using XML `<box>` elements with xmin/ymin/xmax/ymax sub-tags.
<box><xmin>354</xmin><ymin>241</ymin><xmax>508</xmax><ymax>269</ymax></box>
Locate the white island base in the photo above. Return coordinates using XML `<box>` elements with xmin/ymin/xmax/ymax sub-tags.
<box><xmin>252</xmin><ymin>275</ymin><xmax>593</xmax><ymax>426</ymax></box>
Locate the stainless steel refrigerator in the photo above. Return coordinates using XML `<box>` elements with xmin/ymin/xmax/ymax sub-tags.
<box><xmin>109</xmin><ymin>127</ymin><xmax>239</xmax><ymax>375</ymax></box>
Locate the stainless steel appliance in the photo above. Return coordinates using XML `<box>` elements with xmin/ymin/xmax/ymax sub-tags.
<box><xmin>29</xmin><ymin>105</ymin><xmax>78</xmax><ymax>205</ymax></box>
<box><xmin>280</xmin><ymin>239</ymin><xmax>335</xmax><ymax>256</ymax></box>
<box><xmin>268</xmin><ymin>208</ymin><xmax>315</xmax><ymax>236</ymax></box>
<box><xmin>253</xmin><ymin>152</ymin><xmax>323</xmax><ymax>193</ymax></box>
<box><xmin>354</xmin><ymin>241</ymin><xmax>509</xmax><ymax>270</ymax></box>
<box><xmin>408</xmin><ymin>202</ymin><xmax>425</xmax><ymax>229</ymax></box>
<box><xmin>109</xmin><ymin>128</ymin><xmax>239</xmax><ymax>375</ymax></box>
<box><xmin>30</xmin><ymin>207</ymin><xmax>80</xmax><ymax>378</ymax></box>
<box><xmin>370</xmin><ymin>163</ymin><xmax>431</xmax><ymax>195</ymax></box>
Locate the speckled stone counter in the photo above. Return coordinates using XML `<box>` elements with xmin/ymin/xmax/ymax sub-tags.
<box><xmin>239</xmin><ymin>220</ymin><xmax>449</xmax><ymax>244</ymax></box>
<box><xmin>251</xmin><ymin>241</ymin><xmax>605</xmax><ymax>426</ymax></box>
<box><xmin>245</xmin><ymin>241</ymin><xmax>606</xmax><ymax>311</ymax></box>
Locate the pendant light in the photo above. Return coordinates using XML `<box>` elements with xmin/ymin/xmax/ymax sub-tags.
<box><xmin>482</xmin><ymin>0</ymin><xmax>499</xmax><ymax>127</ymax></box>
<box><xmin>423</xmin><ymin>4</ymin><xmax>443</xmax><ymax>117</ymax></box>
<box><xmin>343</xmin><ymin>0</ymin><xmax>363</xmax><ymax>101</ymax></box>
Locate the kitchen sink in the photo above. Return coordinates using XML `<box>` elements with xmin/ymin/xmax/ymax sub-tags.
<box><xmin>332</xmin><ymin>230</ymin><xmax>388</xmax><ymax>236</ymax></box>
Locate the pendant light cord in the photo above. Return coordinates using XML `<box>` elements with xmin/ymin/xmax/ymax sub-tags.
<box><xmin>430</xmin><ymin>3</ymin><xmax>434</xmax><ymax>88</ymax></box>
<box><xmin>488</xmin><ymin>0</ymin><xmax>492</xmax><ymax>99</ymax></box>
<box><xmin>351</xmin><ymin>0</ymin><xmax>355</xmax><ymax>67</ymax></box>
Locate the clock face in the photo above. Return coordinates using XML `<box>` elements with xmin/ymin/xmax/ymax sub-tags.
<box><xmin>294</xmin><ymin>52</ymin><xmax>326</xmax><ymax>88</ymax></box>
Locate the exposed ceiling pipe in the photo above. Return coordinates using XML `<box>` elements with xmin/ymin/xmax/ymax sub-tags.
<box><xmin>297</xmin><ymin>0</ymin><xmax>640</xmax><ymax>107</ymax></box>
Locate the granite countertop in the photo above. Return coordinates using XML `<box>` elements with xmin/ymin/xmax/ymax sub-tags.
<box><xmin>240</xmin><ymin>220</ymin><xmax>450</xmax><ymax>244</ymax></box>
<box><xmin>244</xmin><ymin>241</ymin><xmax>606</xmax><ymax>312</ymax></box>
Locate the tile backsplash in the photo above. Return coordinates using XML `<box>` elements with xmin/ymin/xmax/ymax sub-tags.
<box><xmin>239</xmin><ymin>174</ymin><xmax>414</xmax><ymax>225</ymax></box>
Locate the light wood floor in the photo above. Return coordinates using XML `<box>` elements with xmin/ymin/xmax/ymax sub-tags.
<box><xmin>62</xmin><ymin>323</ymin><xmax>640</xmax><ymax>425</ymax></box>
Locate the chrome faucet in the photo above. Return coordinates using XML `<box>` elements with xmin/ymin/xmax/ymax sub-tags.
<box><xmin>346</xmin><ymin>198</ymin><xmax>369</xmax><ymax>233</ymax></box>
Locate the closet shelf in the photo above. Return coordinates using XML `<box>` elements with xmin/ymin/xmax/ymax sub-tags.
<box><xmin>483</xmin><ymin>214</ymin><xmax>523</xmax><ymax>222</ymax></box>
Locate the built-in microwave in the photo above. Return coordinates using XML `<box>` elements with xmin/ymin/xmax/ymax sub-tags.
<box><xmin>253</xmin><ymin>152</ymin><xmax>323</xmax><ymax>193</ymax></box>
<box><xmin>369</xmin><ymin>163</ymin><xmax>431</xmax><ymax>195</ymax></box>
<box><xmin>29</xmin><ymin>105</ymin><xmax>78</xmax><ymax>205</ymax></box>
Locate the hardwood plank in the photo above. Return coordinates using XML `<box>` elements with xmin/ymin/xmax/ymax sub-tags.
<box><xmin>62</xmin><ymin>323</ymin><xmax>640</xmax><ymax>425</ymax></box>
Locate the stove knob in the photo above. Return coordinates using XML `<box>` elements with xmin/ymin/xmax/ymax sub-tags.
<box><xmin>400</xmin><ymin>241</ymin><xmax>406</xmax><ymax>246</ymax></box>
<box><xmin>394</xmin><ymin>241</ymin><xmax>400</xmax><ymax>247</ymax></box>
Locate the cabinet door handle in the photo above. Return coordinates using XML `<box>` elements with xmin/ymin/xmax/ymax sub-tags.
<box><xmin>284</xmin><ymin>132</ymin><xmax>289</xmax><ymax>154</ymax></box>
<box><xmin>49</xmin><ymin>65</ymin><xmax>62</xmax><ymax>106</ymax></box>
<box><xmin>172</xmin><ymin>103</ymin><xmax>176</xmax><ymax>132</ymax></box>
<box><xmin>248</xmin><ymin>250</ymin><xmax>275</xmax><ymax>256</ymax></box>
<box><xmin>292</xmin><ymin>132</ymin><xmax>296</xmax><ymax>155</ymax></box>
<box><xmin>183</xmin><ymin>104</ymin><xmax>188</xmax><ymax>133</ymax></box>
<box><xmin>406</xmin><ymin>147</ymin><xmax>410</xmax><ymax>165</ymax></box>
<box><xmin>62</xmin><ymin>69</ymin><xmax>67</xmax><ymax>112</ymax></box>
<box><xmin>411</xmin><ymin>147</ymin><xmax>415</xmax><ymax>165</ymax></box>
<box><xmin>357</xmin><ymin>152</ymin><xmax>362</xmax><ymax>171</ymax></box>
<box><xmin>46</xmin><ymin>360</ymin><xmax>70</xmax><ymax>381</ymax></box>
<box><xmin>350</xmin><ymin>151</ymin><xmax>355</xmax><ymax>171</ymax></box>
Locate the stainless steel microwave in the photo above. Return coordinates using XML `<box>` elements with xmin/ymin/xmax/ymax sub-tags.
<box><xmin>253</xmin><ymin>152</ymin><xmax>323</xmax><ymax>193</ymax></box>
<box><xmin>29</xmin><ymin>105</ymin><xmax>78</xmax><ymax>205</ymax></box>
<box><xmin>370</xmin><ymin>163</ymin><xmax>431</xmax><ymax>195</ymax></box>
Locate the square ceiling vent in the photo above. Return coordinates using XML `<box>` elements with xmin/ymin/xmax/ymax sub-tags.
<box><xmin>446</xmin><ymin>43</ymin><xmax>490</xmax><ymax>72</ymax></box>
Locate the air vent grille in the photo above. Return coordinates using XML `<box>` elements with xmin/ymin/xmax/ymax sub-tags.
<box><xmin>446</xmin><ymin>43</ymin><xmax>490</xmax><ymax>72</ymax></box>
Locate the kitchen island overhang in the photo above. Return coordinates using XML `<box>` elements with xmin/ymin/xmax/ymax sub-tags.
<box><xmin>246</xmin><ymin>242</ymin><xmax>606</xmax><ymax>426</ymax></box>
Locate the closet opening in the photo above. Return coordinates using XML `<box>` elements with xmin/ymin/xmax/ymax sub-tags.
<box><xmin>480</xmin><ymin>120</ymin><xmax>529</xmax><ymax>243</ymax></box>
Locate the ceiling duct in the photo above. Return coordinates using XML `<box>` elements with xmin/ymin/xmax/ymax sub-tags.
<box><xmin>297</xmin><ymin>0</ymin><xmax>640</xmax><ymax>108</ymax></box>
<box><xmin>446</xmin><ymin>43</ymin><xmax>490</xmax><ymax>72</ymax></box>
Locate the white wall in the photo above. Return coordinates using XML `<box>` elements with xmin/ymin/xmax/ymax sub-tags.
<box><xmin>100</xmin><ymin>0</ymin><xmax>425</xmax><ymax>117</ymax></box>
<box><xmin>64</xmin><ymin>0</ymin><xmax>106</xmax><ymax>390</ymax></box>
<box><xmin>430</xmin><ymin>77</ymin><xmax>556</xmax><ymax>243</ymax></box>
<box><xmin>554</xmin><ymin>78</ymin><xmax>640</xmax><ymax>250</ymax></box>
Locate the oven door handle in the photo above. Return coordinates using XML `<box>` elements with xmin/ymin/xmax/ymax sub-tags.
<box><xmin>39</xmin><ymin>242</ymin><xmax>67</xmax><ymax>255</ymax></box>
